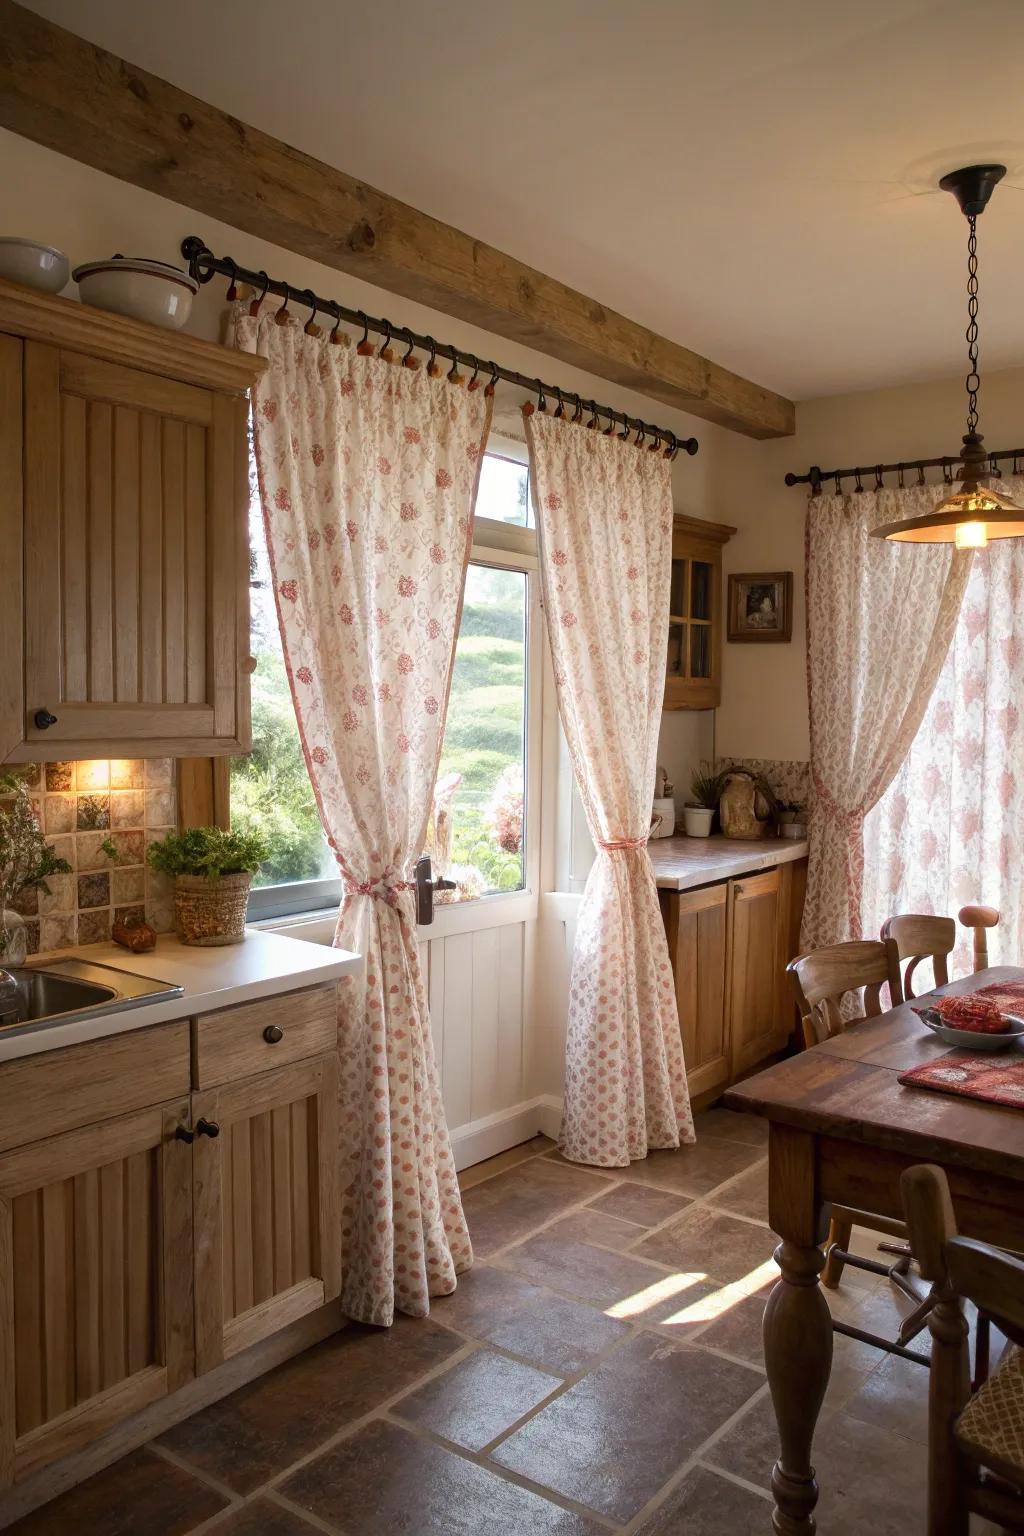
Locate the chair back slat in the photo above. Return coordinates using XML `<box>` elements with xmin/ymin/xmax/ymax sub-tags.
<box><xmin>787</xmin><ymin>938</ymin><xmax>904</xmax><ymax>1049</ymax></box>
<box><xmin>882</xmin><ymin>914</ymin><xmax>956</xmax><ymax>999</ymax></box>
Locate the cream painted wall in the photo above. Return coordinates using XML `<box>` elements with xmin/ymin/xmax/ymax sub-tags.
<box><xmin>714</xmin><ymin>363</ymin><xmax>1024</xmax><ymax>763</ymax></box>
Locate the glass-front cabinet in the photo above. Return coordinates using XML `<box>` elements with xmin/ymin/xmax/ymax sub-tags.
<box><xmin>665</xmin><ymin>514</ymin><xmax>735</xmax><ymax>710</ymax></box>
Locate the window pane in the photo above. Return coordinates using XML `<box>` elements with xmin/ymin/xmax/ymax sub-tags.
<box><xmin>231</xmin><ymin>469</ymin><xmax>335</xmax><ymax>892</ymax></box>
<box><xmin>475</xmin><ymin>452</ymin><xmax>533</xmax><ymax>527</ymax></box>
<box><xmin>429</xmin><ymin>563</ymin><xmax>527</xmax><ymax>902</ymax></box>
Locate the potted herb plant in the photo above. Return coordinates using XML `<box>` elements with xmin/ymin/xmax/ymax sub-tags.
<box><xmin>681</xmin><ymin>763</ymin><xmax>726</xmax><ymax>838</ymax></box>
<box><xmin>146</xmin><ymin>826</ymin><xmax>269</xmax><ymax>946</ymax></box>
<box><xmin>0</xmin><ymin>774</ymin><xmax>71</xmax><ymax>964</ymax></box>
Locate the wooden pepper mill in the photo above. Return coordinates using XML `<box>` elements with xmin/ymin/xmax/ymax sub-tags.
<box><xmin>957</xmin><ymin>904</ymin><xmax>1000</xmax><ymax>970</ymax></box>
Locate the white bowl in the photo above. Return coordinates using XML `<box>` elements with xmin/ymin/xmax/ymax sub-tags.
<box><xmin>72</xmin><ymin>255</ymin><xmax>198</xmax><ymax>330</ymax></box>
<box><xmin>0</xmin><ymin>238</ymin><xmax>69</xmax><ymax>293</ymax></box>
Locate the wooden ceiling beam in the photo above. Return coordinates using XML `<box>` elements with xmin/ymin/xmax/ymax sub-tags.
<box><xmin>0</xmin><ymin>1</ymin><xmax>794</xmax><ymax>439</ymax></box>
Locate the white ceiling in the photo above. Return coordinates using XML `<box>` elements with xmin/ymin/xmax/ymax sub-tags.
<box><xmin>25</xmin><ymin>0</ymin><xmax>1024</xmax><ymax>400</ymax></box>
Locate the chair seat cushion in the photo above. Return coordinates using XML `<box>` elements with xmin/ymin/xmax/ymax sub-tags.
<box><xmin>956</xmin><ymin>1343</ymin><xmax>1024</xmax><ymax>1478</ymax></box>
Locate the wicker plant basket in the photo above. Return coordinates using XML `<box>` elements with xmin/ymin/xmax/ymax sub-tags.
<box><xmin>173</xmin><ymin>872</ymin><xmax>252</xmax><ymax>946</ymax></box>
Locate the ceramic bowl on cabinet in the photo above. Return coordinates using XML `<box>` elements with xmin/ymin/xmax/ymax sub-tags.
<box><xmin>0</xmin><ymin>238</ymin><xmax>70</xmax><ymax>293</ymax></box>
<box><xmin>72</xmin><ymin>255</ymin><xmax>199</xmax><ymax>329</ymax></box>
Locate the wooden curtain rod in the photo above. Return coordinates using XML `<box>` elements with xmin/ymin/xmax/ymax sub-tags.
<box><xmin>182</xmin><ymin>237</ymin><xmax>700</xmax><ymax>459</ymax></box>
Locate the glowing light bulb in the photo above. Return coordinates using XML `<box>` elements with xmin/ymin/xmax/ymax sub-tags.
<box><xmin>955</xmin><ymin>520</ymin><xmax>989</xmax><ymax>550</ymax></box>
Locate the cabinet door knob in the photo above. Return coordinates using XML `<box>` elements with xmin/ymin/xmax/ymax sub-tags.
<box><xmin>196</xmin><ymin>1118</ymin><xmax>220</xmax><ymax>1138</ymax></box>
<box><xmin>263</xmin><ymin>1024</ymin><xmax>284</xmax><ymax>1044</ymax></box>
<box><xmin>174</xmin><ymin>1124</ymin><xmax>195</xmax><ymax>1144</ymax></box>
<box><xmin>33</xmin><ymin>709</ymin><xmax>58</xmax><ymax>730</ymax></box>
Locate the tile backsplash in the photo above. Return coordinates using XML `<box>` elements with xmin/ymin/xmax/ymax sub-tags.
<box><xmin>715</xmin><ymin>757</ymin><xmax>810</xmax><ymax>811</ymax></box>
<box><xmin>10</xmin><ymin>760</ymin><xmax>177</xmax><ymax>955</ymax></box>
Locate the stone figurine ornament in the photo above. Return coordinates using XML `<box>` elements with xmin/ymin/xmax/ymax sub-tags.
<box><xmin>719</xmin><ymin>770</ymin><xmax>775</xmax><ymax>840</ymax></box>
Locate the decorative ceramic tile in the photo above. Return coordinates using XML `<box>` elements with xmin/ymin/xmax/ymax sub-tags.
<box><xmin>77</xmin><ymin>908</ymin><xmax>111</xmax><ymax>945</ymax></box>
<box><xmin>110</xmin><ymin>790</ymin><xmax>145</xmax><ymax>828</ymax></box>
<box><xmin>10</xmin><ymin>886</ymin><xmax>39</xmax><ymax>917</ymax></box>
<box><xmin>112</xmin><ymin>866</ymin><xmax>146</xmax><ymax>905</ymax></box>
<box><xmin>47</xmin><ymin>834</ymin><xmax>75</xmax><ymax>870</ymax></box>
<box><xmin>76</xmin><ymin>760</ymin><xmax>110</xmax><ymax>791</ymax></box>
<box><xmin>44</xmin><ymin>794</ymin><xmax>76</xmax><ymax>834</ymax></box>
<box><xmin>145</xmin><ymin>759</ymin><xmax>174</xmax><ymax>788</ymax></box>
<box><xmin>114</xmin><ymin>903</ymin><xmax>147</xmax><ymax>928</ymax></box>
<box><xmin>17</xmin><ymin>763</ymin><xmax>41</xmax><ymax>790</ymax></box>
<box><xmin>76</xmin><ymin>794</ymin><xmax>111</xmax><ymax>830</ymax></box>
<box><xmin>145</xmin><ymin>789</ymin><xmax>176</xmax><ymax>828</ymax></box>
<box><xmin>112</xmin><ymin>830</ymin><xmax>145</xmax><ymax>865</ymax></box>
<box><xmin>45</xmin><ymin>762</ymin><xmax>75</xmax><ymax>792</ymax></box>
<box><xmin>76</xmin><ymin>831</ymin><xmax>113</xmax><ymax>872</ymax></box>
<box><xmin>77</xmin><ymin>872</ymin><xmax>110</xmax><ymax>910</ymax></box>
<box><xmin>110</xmin><ymin>759</ymin><xmax>145</xmax><ymax>789</ymax></box>
<box><xmin>38</xmin><ymin>873</ymin><xmax>74</xmax><ymax>915</ymax></box>
<box><xmin>41</xmin><ymin>913</ymin><xmax>77</xmax><ymax>951</ymax></box>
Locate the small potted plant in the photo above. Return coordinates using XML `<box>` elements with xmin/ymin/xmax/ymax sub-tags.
<box><xmin>682</xmin><ymin>763</ymin><xmax>725</xmax><ymax>838</ymax></box>
<box><xmin>775</xmin><ymin>801</ymin><xmax>807</xmax><ymax>839</ymax></box>
<box><xmin>0</xmin><ymin>774</ymin><xmax>71</xmax><ymax>964</ymax></box>
<box><xmin>147</xmin><ymin>826</ymin><xmax>269</xmax><ymax>946</ymax></box>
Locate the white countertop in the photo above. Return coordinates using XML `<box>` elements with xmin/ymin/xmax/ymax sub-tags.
<box><xmin>0</xmin><ymin>928</ymin><xmax>360</xmax><ymax>1063</ymax></box>
<box><xmin>649</xmin><ymin>834</ymin><xmax>809</xmax><ymax>891</ymax></box>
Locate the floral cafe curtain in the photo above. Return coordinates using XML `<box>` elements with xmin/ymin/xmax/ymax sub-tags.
<box><xmin>236</xmin><ymin>310</ymin><xmax>492</xmax><ymax>1325</ymax></box>
<box><xmin>524</xmin><ymin>407</ymin><xmax>693</xmax><ymax>1166</ymax></box>
<box><xmin>863</xmin><ymin>483</ymin><xmax>1024</xmax><ymax>974</ymax></box>
<box><xmin>804</xmin><ymin>484</ymin><xmax>971</xmax><ymax>949</ymax></box>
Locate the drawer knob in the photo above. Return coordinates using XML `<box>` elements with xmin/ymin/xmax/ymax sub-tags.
<box><xmin>174</xmin><ymin>1124</ymin><xmax>195</xmax><ymax>1144</ymax></box>
<box><xmin>34</xmin><ymin>709</ymin><xmax>58</xmax><ymax>730</ymax></box>
<box><xmin>263</xmin><ymin>1024</ymin><xmax>284</xmax><ymax>1044</ymax></box>
<box><xmin>196</xmin><ymin>1118</ymin><xmax>220</xmax><ymax>1138</ymax></box>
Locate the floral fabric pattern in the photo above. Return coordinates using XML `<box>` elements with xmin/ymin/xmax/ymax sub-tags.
<box><xmin>236</xmin><ymin>311</ymin><xmax>492</xmax><ymax>1325</ymax></box>
<box><xmin>803</xmin><ymin>485</ymin><xmax>971</xmax><ymax>949</ymax></box>
<box><xmin>524</xmin><ymin>409</ymin><xmax>693</xmax><ymax>1166</ymax></box>
<box><xmin>863</xmin><ymin>494</ymin><xmax>1024</xmax><ymax>974</ymax></box>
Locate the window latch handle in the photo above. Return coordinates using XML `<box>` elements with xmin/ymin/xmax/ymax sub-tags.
<box><xmin>415</xmin><ymin>854</ymin><xmax>455</xmax><ymax>926</ymax></box>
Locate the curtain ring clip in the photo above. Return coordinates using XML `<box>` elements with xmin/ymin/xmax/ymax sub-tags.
<box><xmin>224</xmin><ymin>258</ymin><xmax>239</xmax><ymax>303</ymax></box>
<box><xmin>329</xmin><ymin>304</ymin><xmax>346</xmax><ymax>345</ymax></box>
<box><xmin>897</xmin><ymin>462</ymin><xmax>905</xmax><ymax>489</ymax></box>
<box><xmin>854</xmin><ymin>468</ymin><xmax>863</xmax><ymax>493</ymax></box>
<box><xmin>587</xmin><ymin>400</ymin><xmax>599</xmax><ymax>429</ymax></box>
<box><xmin>485</xmin><ymin>360</ymin><xmax>499</xmax><ymax>397</ymax></box>
<box><xmin>401</xmin><ymin>328</ymin><xmax>418</xmax><ymax>368</ymax></box>
<box><xmin>302</xmin><ymin>289</ymin><xmax>321</xmax><ymax>337</ymax></box>
<box><xmin>535</xmin><ymin>378</ymin><xmax>546</xmax><ymax>411</ymax></box>
<box><xmin>634</xmin><ymin>422</ymin><xmax>645</xmax><ymax>447</ymax></box>
<box><xmin>249</xmin><ymin>270</ymin><xmax>270</xmax><ymax>317</ymax></box>
<box><xmin>603</xmin><ymin>407</ymin><xmax>617</xmax><ymax>436</ymax></box>
<box><xmin>834</xmin><ymin>472</ymin><xmax>842</xmax><ymax>495</ymax></box>
<box><xmin>553</xmin><ymin>386</ymin><xmax>564</xmax><ymax>418</ymax></box>
<box><xmin>356</xmin><ymin>312</ymin><xmax>373</xmax><ymax>355</ymax></box>
<box><xmin>467</xmin><ymin>354</ymin><xmax>481</xmax><ymax>390</ymax></box>
<box><xmin>663</xmin><ymin>430</ymin><xmax>678</xmax><ymax>459</ymax></box>
<box><xmin>571</xmin><ymin>394</ymin><xmax>583</xmax><ymax>423</ymax></box>
<box><xmin>274</xmin><ymin>283</ymin><xmax>292</xmax><ymax>325</ymax></box>
<box><xmin>917</xmin><ymin>463</ymin><xmax>926</xmax><ymax>486</ymax></box>
<box><xmin>378</xmin><ymin>321</ymin><xmax>394</xmax><ymax>360</ymax></box>
<box><xmin>874</xmin><ymin>465</ymin><xmax>884</xmax><ymax>492</ymax></box>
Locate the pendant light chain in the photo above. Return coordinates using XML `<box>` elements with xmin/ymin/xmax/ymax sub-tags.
<box><xmin>966</xmin><ymin>212</ymin><xmax>980</xmax><ymax>434</ymax></box>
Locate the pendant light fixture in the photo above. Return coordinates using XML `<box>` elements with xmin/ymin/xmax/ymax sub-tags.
<box><xmin>873</xmin><ymin>163</ymin><xmax>1024</xmax><ymax>548</ymax></box>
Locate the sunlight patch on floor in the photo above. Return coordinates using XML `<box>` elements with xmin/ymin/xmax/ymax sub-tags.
<box><xmin>604</xmin><ymin>1271</ymin><xmax>707</xmax><ymax>1320</ymax></box>
<box><xmin>659</xmin><ymin>1259</ymin><xmax>779</xmax><ymax>1327</ymax></box>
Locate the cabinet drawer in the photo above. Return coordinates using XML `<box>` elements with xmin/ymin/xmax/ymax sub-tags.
<box><xmin>194</xmin><ymin>985</ymin><xmax>337</xmax><ymax>1088</ymax></box>
<box><xmin>0</xmin><ymin>1020</ymin><xmax>190</xmax><ymax>1153</ymax></box>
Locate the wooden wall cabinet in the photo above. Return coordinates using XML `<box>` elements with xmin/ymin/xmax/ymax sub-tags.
<box><xmin>664</xmin><ymin>513</ymin><xmax>735</xmax><ymax>711</ymax></box>
<box><xmin>661</xmin><ymin>857</ymin><xmax>806</xmax><ymax>1103</ymax></box>
<box><xmin>0</xmin><ymin>277</ymin><xmax>264</xmax><ymax>763</ymax></box>
<box><xmin>0</xmin><ymin>983</ymin><xmax>340</xmax><ymax>1492</ymax></box>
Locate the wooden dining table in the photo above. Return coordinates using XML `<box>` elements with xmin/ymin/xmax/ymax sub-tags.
<box><xmin>725</xmin><ymin>965</ymin><xmax>1024</xmax><ymax>1535</ymax></box>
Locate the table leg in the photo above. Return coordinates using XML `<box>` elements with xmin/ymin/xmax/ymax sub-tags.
<box><xmin>764</xmin><ymin>1125</ymin><xmax>833</xmax><ymax>1536</ymax></box>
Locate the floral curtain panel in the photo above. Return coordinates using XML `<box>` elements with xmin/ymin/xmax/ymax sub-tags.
<box><xmin>524</xmin><ymin>409</ymin><xmax>693</xmax><ymax>1166</ymax></box>
<box><xmin>237</xmin><ymin>311</ymin><xmax>492</xmax><ymax>1325</ymax></box>
<box><xmin>804</xmin><ymin>484</ymin><xmax>971</xmax><ymax>948</ymax></box>
<box><xmin>863</xmin><ymin>484</ymin><xmax>1024</xmax><ymax>972</ymax></box>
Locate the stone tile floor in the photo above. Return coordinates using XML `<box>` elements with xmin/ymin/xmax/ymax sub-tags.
<box><xmin>9</xmin><ymin>1107</ymin><xmax>993</xmax><ymax>1535</ymax></box>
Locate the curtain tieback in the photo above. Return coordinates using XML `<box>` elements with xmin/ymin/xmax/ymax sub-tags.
<box><xmin>343</xmin><ymin>877</ymin><xmax>415</xmax><ymax>907</ymax></box>
<box><xmin>597</xmin><ymin>835</ymin><xmax>650</xmax><ymax>852</ymax></box>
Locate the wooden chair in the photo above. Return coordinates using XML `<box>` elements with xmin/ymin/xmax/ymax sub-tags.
<box><xmin>787</xmin><ymin>939</ymin><xmax>914</xmax><ymax>1299</ymax></box>
<box><xmin>902</xmin><ymin>1164</ymin><xmax>1024</xmax><ymax>1535</ymax></box>
<box><xmin>882</xmin><ymin>904</ymin><xmax>1001</xmax><ymax>999</ymax></box>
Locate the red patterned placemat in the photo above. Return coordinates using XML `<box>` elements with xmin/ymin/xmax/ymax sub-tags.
<box><xmin>899</xmin><ymin>1049</ymin><xmax>1024</xmax><ymax>1109</ymax></box>
<box><xmin>973</xmin><ymin>981</ymin><xmax>1024</xmax><ymax>1013</ymax></box>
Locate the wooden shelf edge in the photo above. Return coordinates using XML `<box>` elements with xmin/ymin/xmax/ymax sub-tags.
<box><xmin>672</xmin><ymin>512</ymin><xmax>737</xmax><ymax>543</ymax></box>
<box><xmin>0</xmin><ymin>277</ymin><xmax>265</xmax><ymax>395</ymax></box>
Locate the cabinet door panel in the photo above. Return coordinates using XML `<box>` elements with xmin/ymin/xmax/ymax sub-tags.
<box><xmin>17</xmin><ymin>342</ymin><xmax>245</xmax><ymax>759</ymax></box>
<box><xmin>193</xmin><ymin>1054</ymin><xmax>340</xmax><ymax>1375</ymax></box>
<box><xmin>728</xmin><ymin>870</ymin><xmax>784</xmax><ymax>1076</ymax></box>
<box><xmin>0</xmin><ymin>1102</ymin><xmax>193</xmax><ymax>1486</ymax></box>
<box><xmin>662</xmin><ymin>885</ymin><xmax>730</xmax><ymax>1098</ymax></box>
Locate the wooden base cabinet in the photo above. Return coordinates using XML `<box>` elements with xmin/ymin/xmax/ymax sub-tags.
<box><xmin>0</xmin><ymin>984</ymin><xmax>341</xmax><ymax>1495</ymax></box>
<box><xmin>0</xmin><ymin>1100</ymin><xmax>193</xmax><ymax>1486</ymax></box>
<box><xmin>661</xmin><ymin>857</ymin><xmax>806</xmax><ymax>1102</ymax></box>
<box><xmin>193</xmin><ymin>1054</ymin><xmax>340</xmax><ymax>1374</ymax></box>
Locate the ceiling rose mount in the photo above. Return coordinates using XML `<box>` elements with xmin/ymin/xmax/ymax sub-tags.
<box><xmin>872</xmin><ymin>161</ymin><xmax>1024</xmax><ymax>547</ymax></box>
<box><xmin>937</xmin><ymin>163</ymin><xmax>1006</xmax><ymax>218</ymax></box>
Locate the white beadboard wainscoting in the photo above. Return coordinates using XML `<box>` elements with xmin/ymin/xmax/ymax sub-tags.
<box><xmin>268</xmin><ymin>890</ymin><xmax>570</xmax><ymax>1170</ymax></box>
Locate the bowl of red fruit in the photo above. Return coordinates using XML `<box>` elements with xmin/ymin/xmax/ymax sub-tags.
<box><xmin>912</xmin><ymin>994</ymin><xmax>1024</xmax><ymax>1051</ymax></box>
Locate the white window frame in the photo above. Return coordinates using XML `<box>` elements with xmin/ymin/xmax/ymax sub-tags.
<box><xmin>260</xmin><ymin>439</ymin><xmax>542</xmax><ymax>939</ymax></box>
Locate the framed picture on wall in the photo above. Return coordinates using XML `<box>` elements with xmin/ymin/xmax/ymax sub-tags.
<box><xmin>727</xmin><ymin>571</ymin><xmax>793</xmax><ymax>643</ymax></box>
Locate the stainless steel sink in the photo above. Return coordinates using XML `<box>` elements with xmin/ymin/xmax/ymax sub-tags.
<box><xmin>0</xmin><ymin>958</ymin><xmax>184</xmax><ymax>1037</ymax></box>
